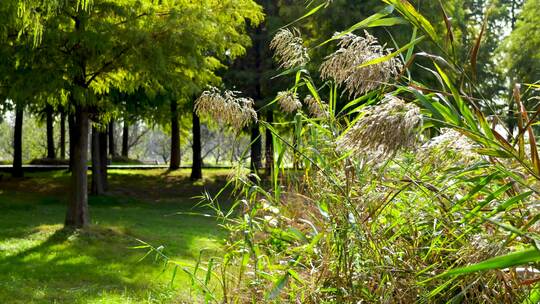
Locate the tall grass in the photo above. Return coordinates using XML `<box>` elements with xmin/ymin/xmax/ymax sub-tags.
<box><xmin>147</xmin><ymin>1</ymin><xmax>540</xmax><ymax>302</ymax></box>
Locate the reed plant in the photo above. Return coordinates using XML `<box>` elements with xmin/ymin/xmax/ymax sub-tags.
<box><xmin>145</xmin><ymin>1</ymin><xmax>540</xmax><ymax>302</ymax></box>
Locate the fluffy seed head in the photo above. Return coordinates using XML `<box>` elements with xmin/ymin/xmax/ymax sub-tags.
<box><xmin>270</xmin><ymin>28</ymin><xmax>310</xmax><ymax>69</ymax></box>
<box><xmin>195</xmin><ymin>87</ymin><xmax>257</xmax><ymax>130</ymax></box>
<box><xmin>277</xmin><ymin>91</ymin><xmax>302</xmax><ymax>113</ymax></box>
<box><xmin>421</xmin><ymin>128</ymin><xmax>478</xmax><ymax>160</ymax></box>
<box><xmin>304</xmin><ymin>95</ymin><xmax>328</xmax><ymax>118</ymax></box>
<box><xmin>337</xmin><ymin>96</ymin><xmax>421</xmax><ymax>159</ymax></box>
<box><xmin>320</xmin><ymin>31</ymin><xmax>403</xmax><ymax>97</ymax></box>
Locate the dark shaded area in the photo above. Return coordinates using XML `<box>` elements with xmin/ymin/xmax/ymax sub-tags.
<box><xmin>169</xmin><ymin>99</ymin><xmax>180</xmax><ymax>170</ymax></box>
<box><xmin>191</xmin><ymin>110</ymin><xmax>202</xmax><ymax>180</ymax></box>
<box><xmin>46</xmin><ymin>104</ymin><xmax>55</xmax><ymax>159</ymax></box>
<box><xmin>12</xmin><ymin>105</ymin><xmax>24</xmax><ymax>178</ymax></box>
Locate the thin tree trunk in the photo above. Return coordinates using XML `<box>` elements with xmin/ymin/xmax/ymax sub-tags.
<box><xmin>91</xmin><ymin>126</ymin><xmax>104</xmax><ymax>195</ymax></box>
<box><xmin>250</xmin><ymin>122</ymin><xmax>262</xmax><ymax>173</ymax></box>
<box><xmin>12</xmin><ymin>105</ymin><xmax>24</xmax><ymax>178</ymax></box>
<box><xmin>46</xmin><ymin>104</ymin><xmax>55</xmax><ymax>159</ymax></box>
<box><xmin>190</xmin><ymin>110</ymin><xmax>202</xmax><ymax>180</ymax></box>
<box><xmin>109</xmin><ymin>120</ymin><xmax>116</xmax><ymax>157</ymax></box>
<box><xmin>170</xmin><ymin>99</ymin><xmax>180</xmax><ymax>170</ymax></box>
<box><xmin>121</xmin><ymin>120</ymin><xmax>129</xmax><ymax>158</ymax></box>
<box><xmin>68</xmin><ymin>114</ymin><xmax>75</xmax><ymax>171</ymax></box>
<box><xmin>99</xmin><ymin>129</ymin><xmax>108</xmax><ymax>191</ymax></box>
<box><xmin>507</xmin><ymin>3</ymin><xmax>519</xmax><ymax>141</ymax></box>
<box><xmin>264</xmin><ymin>111</ymin><xmax>274</xmax><ymax>177</ymax></box>
<box><xmin>507</xmin><ymin>99</ymin><xmax>515</xmax><ymax>141</ymax></box>
<box><xmin>65</xmin><ymin>106</ymin><xmax>90</xmax><ymax>228</ymax></box>
<box><xmin>60</xmin><ymin>109</ymin><xmax>66</xmax><ymax>159</ymax></box>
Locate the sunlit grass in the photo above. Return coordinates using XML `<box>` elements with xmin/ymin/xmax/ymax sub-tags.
<box><xmin>0</xmin><ymin>169</ymin><xmax>229</xmax><ymax>303</ymax></box>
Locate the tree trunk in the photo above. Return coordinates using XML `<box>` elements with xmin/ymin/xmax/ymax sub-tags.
<box><xmin>60</xmin><ymin>109</ymin><xmax>66</xmax><ymax>159</ymax></box>
<box><xmin>91</xmin><ymin>126</ymin><xmax>104</xmax><ymax>195</ymax></box>
<box><xmin>121</xmin><ymin>120</ymin><xmax>129</xmax><ymax>158</ymax></box>
<box><xmin>65</xmin><ymin>106</ymin><xmax>90</xmax><ymax>228</ymax></box>
<box><xmin>250</xmin><ymin>122</ymin><xmax>262</xmax><ymax>173</ymax></box>
<box><xmin>170</xmin><ymin>99</ymin><xmax>180</xmax><ymax>170</ymax></box>
<box><xmin>190</xmin><ymin>110</ymin><xmax>202</xmax><ymax>180</ymax></box>
<box><xmin>99</xmin><ymin>129</ymin><xmax>108</xmax><ymax>191</ymax></box>
<box><xmin>264</xmin><ymin>111</ymin><xmax>274</xmax><ymax>177</ymax></box>
<box><xmin>68</xmin><ymin>114</ymin><xmax>75</xmax><ymax>171</ymax></box>
<box><xmin>506</xmin><ymin>2</ymin><xmax>520</xmax><ymax>141</ymax></box>
<box><xmin>12</xmin><ymin>105</ymin><xmax>24</xmax><ymax>178</ymax></box>
<box><xmin>109</xmin><ymin>120</ymin><xmax>116</xmax><ymax>157</ymax></box>
<box><xmin>46</xmin><ymin>104</ymin><xmax>55</xmax><ymax>159</ymax></box>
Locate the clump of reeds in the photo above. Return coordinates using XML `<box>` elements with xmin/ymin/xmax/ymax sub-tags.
<box><xmin>304</xmin><ymin>95</ymin><xmax>328</xmax><ymax>118</ymax></box>
<box><xmin>277</xmin><ymin>90</ymin><xmax>302</xmax><ymax>113</ymax></box>
<box><xmin>195</xmin><ymin>87</ymin><xmax>257</xmax><ymax>130</ymax></box>
<box><xmin>270</xmin><ymin>28</ymin><xmax>310</xmax><ymax>69</ymax></box>
<box><xmin>337</xmin><ymin>95</ymin><xmax>421</xmax><ymax>159</ymax></box>
<box><xmin>320</xmin><ymin>31</ymin><xmax>402</xmax><ymax>97</ymax></box>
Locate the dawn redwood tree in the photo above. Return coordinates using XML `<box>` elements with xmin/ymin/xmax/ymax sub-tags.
<box><xmin>0</xmin><ymin>3</ymin><xmax>27</xmax><ymax>177</ymax></box>
<box><xmin>59</xmin><ymin>106</ymin><xmax>67</xmax><ymax>159</ymax></box>
<box><xmin>110</xmin><ymin>89</ymin><xmax>156</xmax><ymax>160</ymax></box>
<box><xmin>264</xmin><ymin>109</ymin><xmax>274</xmax><ymax>176</ymax></box>
<box><xmin>12</xmin><ymin>104</ymin><xmax>24</xmax><ymax>177</ymax></box>
<box><xmin>91</xmin><ymin>125</ymin><xmax>105</xmax><ymax>195</ymax></box>
<box><xmin>190</xmin><ymin>106</ymin><xmax>202</xmax><ymax>180</ymax></box>
<box><xmin>499</xmin><ymin>0</ymin><xmax>537</xmax><ymax>136</ymax></box>
<box><xmin>5</xmin><ymin>0</ymin><xmax>262</xmax><ymax>228</ymax></box>
<box><xmin>66</xmin><ymin>108</ymin><xmax>89</xmax><ymax>227</ymax></box>
<box><xmin>224</xmin><ymin>0</ymin><xmax>302</xmax><ymax>176</ymax></box>
<box><xmin>121</xmin><ymin>120</ymin><xmax>129</xmax><ymax>158</ymax></box>
<box><xmin>68</xmin><ymin>111</ymin><xmax>76</xmax><ymax>171</ymax></box>
<box><xmin>108</xmin><ymin>120</ymin><xmax>116</xmax><ymax>157</ymax></box>
<box><xmin>169</xmin><ymin>97</ymin><xmax>181</xmax><ymax>170</ymax></box>
<box><xmin>500</xmin><ymin>0</ymin><xmax>539</xmax><ymax>85</ymax></box>
<box><xmin>250</xmin><ymin>123</ymin><xmax>262</xmax><ymax>172</ymax></box>
<box><xmin>45</xmin><ymin>104</ymin><xmax>55</xmax><ymax>159</ymax></box>
<box><xmin>99</xmin><ymin>129</ymin><xmax>108</xmax><ymax>190</ymax></box>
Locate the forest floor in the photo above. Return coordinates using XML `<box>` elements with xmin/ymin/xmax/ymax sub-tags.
<box><xmin>0</xmin><ymin>169</ymin><xmax>233</xmax><ymax>303</ymax></box>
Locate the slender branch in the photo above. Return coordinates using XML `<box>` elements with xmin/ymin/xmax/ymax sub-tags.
<box><xmin>85</xmin><ymin>45</ymin><xmax>132</xmax><ymax>86</ymax></box>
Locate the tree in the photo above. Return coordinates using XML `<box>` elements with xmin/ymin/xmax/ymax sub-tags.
<box><xmin>91</xmin><ymin>125</ymin><xmax>105</xmax><ymax>195</ymax></box>
<box><xmin>223</xmin><ymin>0</ymin><xmax>286</xmax><ymax>176</ymax></box>
<box><xmin>500</xmin><ymin>0</ymin><xmax>539</xmax><ymax>84</ymax></box>
<box><xmin>121</xmin><ymin>120</ymin><xmax>129</xmax><ymax>158</ymax></box>
<box><xmin>59</xmin><ymin>106</ymin><xmax>67</xmax><ymax>159</ymax></box>
<box><xmin>0</xmin><ymin>0</ymin><xmax>261</xmax><ymax>229</ymax></box>
<box><xmin>190</xmin><ymin>107</ymin><xmax>202</xmax><ymax>180</ymax></box>
<box><xmin>169</xmin><ymin>97</ymin><xmax>181</xmax><ymax>170</ymax></box>
<box><xmin>108</xmin><ymin>120</ymin><xmax>116</xmax><ymax>157</ymax></box>
<box><xmin>12</xmin><ymin>104</ymin><xmax>23</xmax><ymax>177</ymax></box>
<box><xmin>2</xmin><ymin>0</ymin><xmax>262</xmax><ymax>228</ymax></box>
<box><xmin>45</xmin><ymin>104</ymin><xmax>55</xmax><ymax>159</ymax></box>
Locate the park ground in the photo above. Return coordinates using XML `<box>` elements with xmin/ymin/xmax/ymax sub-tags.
<box><xmin>0</xmin><ymin>169</ymin><xmax>232</xmax><ymax>303</ymax></box>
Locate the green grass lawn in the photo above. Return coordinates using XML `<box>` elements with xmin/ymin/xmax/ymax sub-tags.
<box><xmin>0</xmin><ymin>169</ymin><xmax>232</xmax><ymax>304</ymax></box>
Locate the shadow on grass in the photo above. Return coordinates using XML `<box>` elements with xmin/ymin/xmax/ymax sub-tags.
<box><xmin>0</xmin><ymin>222</ymin><xmax>210</xmax><ymax>303</ymax></box>
<box><xmin>0</xmin><ymin>169</ymin><xmax>233</xmax><ymax>302</ymax></box>
<box><xmin>0</xmin><ymin>202</ymin><xmax>226</xmax><ymax>301</ymax></box>
<box><xmin>0</xmin><ymin>227</ymin><xmax>157</xmax><ymax>303</ymax></box>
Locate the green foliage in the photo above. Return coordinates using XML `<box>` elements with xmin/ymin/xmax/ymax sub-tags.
<box><xmin>499</xmin><ymin>0</ymin><xmax>540</xmax><ymax>84</ymax></box>
<box><xmin>1</xmin><ymin>0</ymin><xmax>264</xmax><ymax>131</ymax></box>
<box><xmin>0</xmin><ymin>112</ymin><xmax>57</xmax><ymax>162</ymax></box>
<box><xmin>186</xmin><ymin>1</ymin><xmax>540</xmax><ymax>303</ymax></box>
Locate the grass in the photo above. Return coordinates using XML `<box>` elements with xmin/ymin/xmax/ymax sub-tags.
<box><xmin>0</xmin><ymin>169</ymin><xmax>233</xmax><ymax>303</ymax></box>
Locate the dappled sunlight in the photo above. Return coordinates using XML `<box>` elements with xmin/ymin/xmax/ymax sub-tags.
<box><xmin>0</xmin><ymin>0</ymin><xmax>537</xmax><ymax>301</ymax></box>
<box><xmin>0</xmin><ymin>224</ymin><xmax>63</xmax><ymax>256</ymax></box>
<box><xmin>0</xmin><ymin>169</ymin><xmax>228</xmax><ymax>302</ymax></box>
